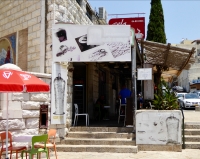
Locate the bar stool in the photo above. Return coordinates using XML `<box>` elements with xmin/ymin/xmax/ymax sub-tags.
<box><xmin>118</xmin><ymin>99</ymin><xmax>126</xmax><ymax>126</ymax></box>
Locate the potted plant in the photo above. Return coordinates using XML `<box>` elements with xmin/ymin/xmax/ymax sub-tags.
<box><xmin>153</xmin><ymin>79</ymin><xmax>179</xmax><ymax>110</ymax></box>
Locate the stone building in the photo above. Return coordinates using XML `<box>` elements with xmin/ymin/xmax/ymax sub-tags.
<box><xmin>0</xmin><ymin>0</ymin><xmax>111</xmax><ymax>138</ymax></box>
<box><xmin>173</xmin><ymin>39</ymin><xmax>200</xmax><ymax>92</ymax></box>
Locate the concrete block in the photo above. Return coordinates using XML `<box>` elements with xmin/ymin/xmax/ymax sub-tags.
<box><xmin>0</xmin><ymin>119</ymin><xmax>25</xmax><ymax>131</ymax></box>
<box><xmin>27</xmin><ymin>17</ymin><xmax>38</xmax><ymax>27</ymax></box>
<box><xmin>1</xmin><ymin>93</ymin><xmax>12</xmax><ymax>101</ymax></box>
<box><xmin>32</xmin><ymin>9</ymin><xmax>41</xmax><ymax>18</ymax></box>
<box><xmin>2</xmin><ymin>110</ymin><xmax>22</xmax><ymax>119</ymax></box>
<box><xmin>8</xmin><ymin>101</ymin><xmax>22</xmax><ymax>110</ymax></box>
<box><xmin>26</xmin><ymin>118</ymin><xmax>39</xmax><ymax>128</ymax></box>
<box><xmin>11</xmin><ymin>128</ymin><xmax>39</xmax><ymax>136</ymax></box>
<box><xmin>23</xmin><ymin>93</ymin><xmax>30</xmax><ymax>101</ymax></box>
<box><xmin>22</xmin><ymin>110</ymin><xmax>39</xmax><ymax>118</ymax></box>
<box><xmin>30</xmin><ymin>93</ymin><xmax>50</xmax><ymax>102</ymax></box>
<box><xmin>22</xmin><ymin>101</ymin><xmax>40</xmax><ymax>110</ymax></box>
<box><xmin>1</xmin><ymin>101</ymin><xmax>21</xmax><ymax>110</ymax></box>
<box><xmin>12</xmin><ymin>93</ymin><xmax>23</xmax><ymax>101</ymax></box>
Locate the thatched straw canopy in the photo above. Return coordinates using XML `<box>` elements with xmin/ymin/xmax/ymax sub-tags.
<box><xmin>139</xmin><ymin>40</ymin><xmax>196</xmax><ymax>82</ymax></box>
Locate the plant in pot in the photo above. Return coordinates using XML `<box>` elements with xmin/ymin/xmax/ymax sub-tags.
<box><xmin>153</xmin><ymin>79</ymin><xmax>179</xmax><ymax>110</ymax></box>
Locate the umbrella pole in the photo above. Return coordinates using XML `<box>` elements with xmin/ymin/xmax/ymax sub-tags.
<box><xmin>6</xmin><ymin>93</ymin><xmax>9</xmax><ymax>159</ymax></box>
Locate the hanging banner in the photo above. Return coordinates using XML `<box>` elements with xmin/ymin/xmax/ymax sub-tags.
<box><xmin>52</xmin><ymin>24</ymin><xmax>131</xmax><ymax>62</ymax></box>
<box><xmin>51</xmin><ymin>62</ymin><xmax>67</xmax><ymax>124</ymax></box>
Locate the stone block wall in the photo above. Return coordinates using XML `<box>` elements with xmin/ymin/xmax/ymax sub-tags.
<box><xmin>0</xmin><ymin>72</ymin><xmax>68</xmax><ymax>139</ymax></box>
<box><xmin>0</xmin><ymin>0</ymin><xmax>42</xmax><ymax>72</ymax></box>
<box><xmin>0</xmin><ymin>92</ymin><xmax>50</xmax><ymax>133</ymax></box>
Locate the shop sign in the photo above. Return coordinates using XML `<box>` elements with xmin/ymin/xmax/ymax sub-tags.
<box><xmin>109</xmin><ymin>17</ymin><xmax>145</xmax><ymax>40</ymax></box>
<box><xmin>52</xmin><ymin>24</ymin><xmax>131</xmax><ymax>62</ymax></box>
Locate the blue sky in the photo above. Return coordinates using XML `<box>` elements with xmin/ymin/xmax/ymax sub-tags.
<box><xmin>88</xmin><ymin>0</ymin><xmax>200</xmax><ymax>44</ymax></box>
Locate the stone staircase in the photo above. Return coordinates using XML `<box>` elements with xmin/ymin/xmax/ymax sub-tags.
<box><xmin>56</xmin><ymin>127</ymin><xmax>138</xmax><ymax>153</ymax></box>
<box><xmin>184</xmin><ymin>122</ymin><xmax>200</xmax><ymax>149</ymax></box>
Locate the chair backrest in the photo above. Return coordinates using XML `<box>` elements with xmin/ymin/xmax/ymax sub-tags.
<box><xmin>0</xmin><ymin>131</ymin><xmax>12</xmax><ymax>148</ymax></box>
<box><xmin>74</xmin><ymin>104</ymin><xmax>79</xmax><ymax>114</ymax></box>
<box><xmin>47</xmin><ymin>129</ymin><xmax>56</xmax><ymax>144</ymax></box>
<box><xmin>149</xmin><ymin>102</ymin><xmax>154</xmax><ymax>109</ymax></box>
<box><xmin>32</xmin><ymin>134</ymin><xmax>48</xmax><ymax>149</ymax></box>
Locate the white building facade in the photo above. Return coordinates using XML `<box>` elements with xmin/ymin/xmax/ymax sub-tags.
<box><xmin>175</xmin><ymin>39</ymin><xmax>200</xmax><ymax>92</ymax></box>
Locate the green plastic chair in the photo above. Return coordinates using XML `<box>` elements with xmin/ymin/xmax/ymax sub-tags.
<box><xmin>21</xmin><ymin>134</ymin><xmax>48</xmax><ymax>159</ymax></box>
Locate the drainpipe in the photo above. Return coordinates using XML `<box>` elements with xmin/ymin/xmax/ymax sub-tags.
<box><xmin>40</xmin><ymin>0</ymin><xmax>46</xmax><ymax>73</ymax></box>
<box><xmin>132</xmin><ymin>37</ymin><xmax>137</xmax><ymax>134</ymax></box>
<box><xmin>16</xmin><ymin>31</ymin><xmax>19</xmax><ymax>66</ymax></box>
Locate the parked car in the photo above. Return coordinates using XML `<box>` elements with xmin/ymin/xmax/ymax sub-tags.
<box><xmin>192</xmin><ymin>90</ymin><xmax>200</xmax><ymax>98</ymax></box>
<box><xmin>176</xmin><ymin>92</ymin><xmax>187</xmax><ymax>105</ymax></box>
<box><xmin>173</xmin><ymin>86</ymin><xmax>184</xmax><ymax>92</ymax></box>
<box><xmin>178</xmin><ymin>93</ymin><xmax>200</xmax><ymax>109</ymax></box>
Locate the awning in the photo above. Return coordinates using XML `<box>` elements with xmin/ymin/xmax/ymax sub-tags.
<box><xmin>139</xmin><ymin>40</ymin><xmax>196</xmax><ymax>82</ymax></box>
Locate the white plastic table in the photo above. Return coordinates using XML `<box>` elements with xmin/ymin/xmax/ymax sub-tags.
<box><xmin>13</xmin><ymin>135</ymin><xmax>34</xmax><ymax>143</ymax></box>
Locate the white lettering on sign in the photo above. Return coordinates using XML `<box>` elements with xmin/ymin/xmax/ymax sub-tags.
<box><xmin>20</xmin><ymin>74</ymin><xmax>31</xmax><ymax>80</ymax></box>
<box><xmin>112</xmin><ymin>19</ymin><xmax>126</xmax><ymax>25</ymax></box>
<box><xmin>132</xmin><ymin>20</ymin><xmax>143</xmax><ymax>22</ymax></box>
<box><xmin>3</xmin><ymin>71</ymin><xmax>13</xmax><ymax>79</ymax></box>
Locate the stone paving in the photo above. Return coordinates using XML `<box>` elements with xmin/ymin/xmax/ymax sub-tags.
<box><xmin>47</xmin><ymin>110</ymin><xmax>200</xmax><ymax>159</ymax></box>
<box><xmin>49</xmin><ymin>149</ymin><xmax>200</xmax><ymax>159</ymax></box>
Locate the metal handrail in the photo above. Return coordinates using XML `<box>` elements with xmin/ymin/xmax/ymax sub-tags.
<box><xmin>180</xmin><ymin>106</ymin><xmax>185</xmax><ymax>149</ymax></box>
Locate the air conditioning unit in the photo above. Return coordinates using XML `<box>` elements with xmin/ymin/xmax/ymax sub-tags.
<box><xmin>99</xmin><ymin>7</ymin><xmax>107</xmax><ymax>21</ymax></box>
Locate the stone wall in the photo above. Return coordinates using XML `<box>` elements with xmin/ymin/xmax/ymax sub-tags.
<box><xmin>0</xmin><ymin>0</ymin><xmax>42</xmax><ymax>72</ymax></box>
<box><xmin>18</xmin><ymin>29</ymin><xmax>28</xmax><ymax>71</ymax></box>
<box><xmin>0</xmin><ymin>72</ymin><xmax>68</xmax><ymax>138</ymax></box>
<box><xmin>0</xmin><ymin>92</ymin><xmax>50</xmax><ymax>133</ymax></box>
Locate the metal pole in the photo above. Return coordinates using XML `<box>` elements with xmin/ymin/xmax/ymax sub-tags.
<box><xmin>6</xmin><ymin>93</ymin><xmax>9</xmax><ymax>159</ymax></box>
<box><xmin>132</xmin><ymin>39</ymin><xmax>137</xmax><ymax>133</ymax></box>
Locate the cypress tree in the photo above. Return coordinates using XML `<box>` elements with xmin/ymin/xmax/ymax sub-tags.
<box><xmin>146</xmin><ymin>0</ymin><xmax>166</xmax><ymax>43</ymax></box>
<box><xmin>146</xmin><ymin>0</ymin><xmax>167</xmax><ymax>93</ymax></box>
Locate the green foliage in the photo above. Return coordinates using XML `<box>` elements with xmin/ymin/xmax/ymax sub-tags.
<box><xmin>146</xmin><ymin>0</ymin><xmax>166</xmax><ymax>43</ymax></box>
<box><xmin>153</xmin><ymin>79</ymin><xmax>179</xmax><ymax>110</ymax></box>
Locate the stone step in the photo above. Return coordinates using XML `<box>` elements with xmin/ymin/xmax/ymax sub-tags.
<box><xmin>184</xmin><ymin>129</ymin><xmax>200</xmax><ymax>135</ymax></box>
<box><xmin>61</xmin><ymin>137</ymin><xmax>136</xmax><ymax>145</ymax></box>
<box><xmin>56</xmin><ymin>144</ymin><xmax>138</xmax><ymax>153</ymax></box>
<box><xmin>69</xmin><ymin>127</ymin><xmax>133</xmax><ymax>133</ymax></box>
<box><xmin>184</xmin><ymin>122</ymin><xmax>200</xmax><ymax>129</ymax></box>
<box><xmin>67</xmin><ymin>131</ymin><xmax>135</xmax><ymax>139</ymax></box>
<box><xmin>184</xmin><ymin>135</ymin><xmax>200</xmax><ymax>142</ymax></box>
<box><xmin>185</xmin><ymin>142</ymin><xmax>200</xmax><ymax>149</ymax></box>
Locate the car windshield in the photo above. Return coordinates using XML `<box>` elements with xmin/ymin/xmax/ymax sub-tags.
<box><xmin>185</xmin><ymin>93</ymin><xmax>199</xmax><ymax>99</ymax></box>
<box><xmin>177</xmin><ymin>94</ymin><xmax>184</xmax><ymax>97</ymax></box>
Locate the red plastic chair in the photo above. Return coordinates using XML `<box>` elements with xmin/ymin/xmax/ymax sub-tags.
<box><xmin>0</xmin><ymin>131</ymin><xmax>27</xmax><ymax>159</ymax></box>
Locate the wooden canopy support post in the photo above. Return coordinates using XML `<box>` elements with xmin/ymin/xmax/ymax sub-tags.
<box><xmin>177</xmin><ymin>47</ymin><xmax>196</xmax><ymax>76</ymax></box>
<box><xmin>163</xmin><ymin>43</ymin><xmax>171</xmax><ymax>66</ymax></box>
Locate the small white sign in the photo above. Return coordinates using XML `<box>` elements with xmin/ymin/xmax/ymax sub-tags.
<box><xmin>137</xmin><ymin>68</ymin><xmax>152</xmax><ymax>80</ymax></box>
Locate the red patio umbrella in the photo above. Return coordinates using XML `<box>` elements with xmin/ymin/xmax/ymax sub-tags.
<box><xmin>0</xmin><ymin>65</ymin><xmax>50</xmax><ymax>159</ymax></box>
